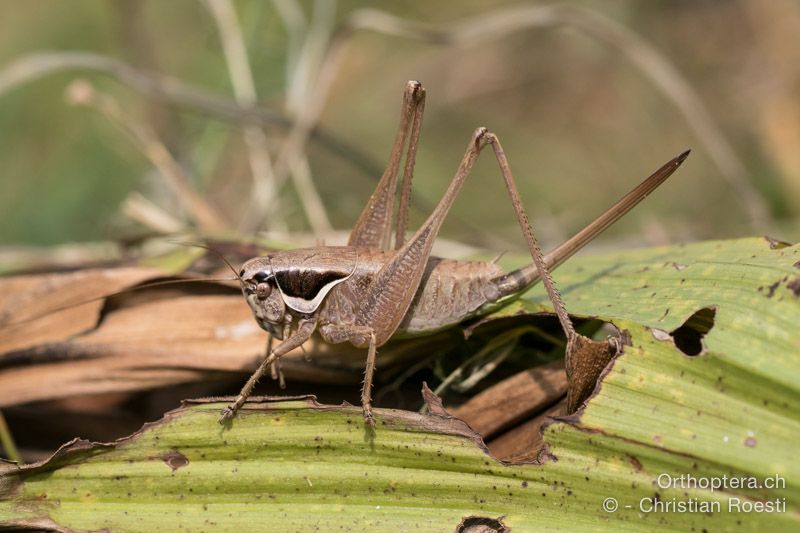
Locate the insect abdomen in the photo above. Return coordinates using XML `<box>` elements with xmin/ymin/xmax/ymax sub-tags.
<box><xmin>398</xmin><ymin>258</ymin><xmax>505</xmax><ymax>334</ymax></box>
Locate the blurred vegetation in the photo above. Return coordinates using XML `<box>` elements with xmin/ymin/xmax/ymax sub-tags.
<box><xmin>0</xmin><ymin>0</ymin><xmax>799</xmax><ymax>252</ymax></box>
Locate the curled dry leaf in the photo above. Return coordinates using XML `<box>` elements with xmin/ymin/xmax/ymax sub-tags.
<box><xmin>564</xmin><ymin>334</ymin><xmax>621</xmax><ymax>414</ymax></box>
<box><xmin>0</xmin><ymin>267</ymin><xmax>164</xmax><ymax>354</ymax></box>
<box><xmin>487</xmin><ymin>400</ymin><xmax>565</xmax><ymax>461</ymax></box>
<box><xmin>0</xmin><ymin>262</ymin><xmax>458</xmax><ymax>408</ymax></box>
<box><xmin>0</xmin><ymin>266</ymin><xmax>366</xmax><ymax>407</ymax></box>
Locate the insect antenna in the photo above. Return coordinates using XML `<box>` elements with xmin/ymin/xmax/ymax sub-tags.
<box><xmin>1</xmin><ymin>240</ymin><xmax>250</xmax><ymax>332</ymax></box>
<box><xmin>0</xmin><ymin>276</ymin><xmax>240</xmax><ymax>331</ymax></box>
<box><xmin>166</xmin><ymin>239</ymin><xmax>246</xmax><ymax>283</ymax></box>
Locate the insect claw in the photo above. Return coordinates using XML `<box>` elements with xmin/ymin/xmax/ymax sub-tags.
<box><xmin>363</xmin><ymin>406</ymin><xmax>376</xmax><ymax>428</ymax></box>
<box><xmin>218</xmin><ymin>406</ymin><xmax>236</xmax><ymax>424</ymax></box>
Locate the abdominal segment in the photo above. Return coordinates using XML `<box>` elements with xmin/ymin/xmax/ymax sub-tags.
<box><xmin>398</xmin><ymin>258</ymin><xmax>505</xmax><ymax>333</ymax></box>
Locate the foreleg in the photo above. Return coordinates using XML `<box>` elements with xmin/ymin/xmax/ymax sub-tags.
<box><xmin>362</xmin><ymin>332</ymin><xmax>378</xmax><ymax>427</ymax></box>
<box><xmin>219</xmin><ymin>319</ymin><xmax>316</xmax><ymax>423</ymax></box>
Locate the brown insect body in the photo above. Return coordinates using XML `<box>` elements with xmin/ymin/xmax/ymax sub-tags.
<box><xmin>222</xmin><ymin>80</ymin><xmax>689</xmax><ymax>425</ymax></box>
<box><xmin>240</xmin><ymin>247</ymin><xmax>509</xmax><ymax>344</ymax></box>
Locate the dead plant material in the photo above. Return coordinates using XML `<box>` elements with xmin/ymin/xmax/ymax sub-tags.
<box><xmin>565</xmin><ymin>335</ymin><xmax>620</xmax><ymax>414</ymax></box>
<box><xmin>0</xmin><ymin>267</ymin><xmax>366</xmax><ymax>407</ymax></box>
<box><xmin>0</xmin><ymin>267</ymin><xmax>165</xmax><ymax>354</ymax></box>
<box><xmin>450</xmin><ymin>360</ymin><xmax>566</xmax><ymax>440</ymax></box>
<box><xmin>487</xmin><ymin>400</ymin><xmax>565</xmax><ymax>462</ymax></box>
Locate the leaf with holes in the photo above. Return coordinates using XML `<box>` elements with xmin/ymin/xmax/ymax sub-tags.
<box><xmin>1</xmin><ymin>396</ymin><xmax>797</xmax><ymax>532</ymax></box>
<box><xmin>1</xmin><ymin>237</ymin><xmax>798</xmax><ymax>532</ymax></box>
<box><xmin>492</xmin><ymin>237</ymin><xmax>799</xmax><ymax>493</ymax></box>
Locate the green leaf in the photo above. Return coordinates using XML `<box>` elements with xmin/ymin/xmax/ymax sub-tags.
<box><xmin>1</xmin><ymin>237</ymin><xmax>798</xmax><ymax>531</ymax></box>
<box><xmin>0</xmin><ymin>398</ymin><xmax>793</xmax><ymax>532</ymax></box>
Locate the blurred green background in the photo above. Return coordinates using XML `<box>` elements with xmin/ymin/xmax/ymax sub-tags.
<box><xmin>1</xmin><ymin>0</ymin><xmax>798</xmax><ymax>253</ymax></box>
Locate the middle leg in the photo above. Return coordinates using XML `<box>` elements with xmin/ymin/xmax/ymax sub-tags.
<box><xmin>318</xmin><ymin>323</ymin><xmax>378</xmax><ymax>425</ymax></box>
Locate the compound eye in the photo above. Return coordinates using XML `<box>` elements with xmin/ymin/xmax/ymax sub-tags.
<box><xmin>256</xmin><ymin>282</ymin><xmax>271</xmax><ymax>300</ymax></box>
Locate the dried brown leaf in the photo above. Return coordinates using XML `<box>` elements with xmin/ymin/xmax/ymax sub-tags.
<box><xmin>487</xmin><ymin>400</ymin><xmax>565</xmax><ymax>461</ymax></box>
<box><xmin>0</xmin><ymin>268</ymin><xmax>366</xmax><ymax>407</ymax></box>
<box><xmin>565</xmin><ymin>334</ymin><xmax>620</xmax><ymax>414</ymax></box>
<box><xmin>450</xmin><ymin>360</ymin><xmax>566</xmax><ymax>439</ymax></box>
<box><xmin>0</xmin><ymin>267</ymin><xmax>163</xmax><ymax>354</ymax></box>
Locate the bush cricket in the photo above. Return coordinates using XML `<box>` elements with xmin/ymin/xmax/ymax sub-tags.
<box><xmin>226</xmin><ymin>80</ymin><xmax>689</xmax><ymax>426</ymax></box>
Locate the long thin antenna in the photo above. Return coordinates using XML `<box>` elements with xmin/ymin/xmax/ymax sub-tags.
<box><xmin>167</xmin><ymin>239</ymin><xmax>246</xmax><ymax>283</ymax></box>
<box><xmin>3</xmin><ymin>241</ymin><xmax>245</xmax><ymax>332</ymax></box>
<box><xmin>1</xmin><ymin>276</ymin><xmax>238</xmax><ymax>331</ymax></box>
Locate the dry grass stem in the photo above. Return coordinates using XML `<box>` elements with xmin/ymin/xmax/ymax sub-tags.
<box><xmin>0</xmin><ymin>410</ymin><xmax>21</xmax><ymax>463</ymax></box>
<box><xmin>260</xmin><ymin>0</ymin><xmax>337</xmax><ymax>235</ymax></box>
<box><xmin>432</xmin><ymin>325</ymin><xmax>554</xmax><ymax>399</ymax></box>
<box><xmin>0</xmin><ymin>51</ymin><xmax>379</xmax><ymax>179</ymax></box>
<box><xmin>289</xmin><ymin>154</ymin><xmax>334</xmax><ymax>236</ymax></box>
<box><xmin>340</xmin><ymin>4</ymin><xmax>770</xmax><ymax>230</ymax></box>
<box><xmin>64</xmin><ymin>79</ymin><xmax>227</xmax><ymax>232</ymax></box>
<box><xmin>121</xmin><ymin>192</ymin><xmax>186</xmax><ymax>234</ymax></box>
<box><xmin>274</xmin><ymin>0</ymin><xmax>308</xmax><ymax>96</ymax></box>
<box><xmin>204</xmin><ymin>0</ymin><xmax>282</xmax><ymax>232</ymax></box>
<box><xmin>0</xmin><ymin>51</ymin><xmax>286</xmax><ymax>126</ymax></box>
